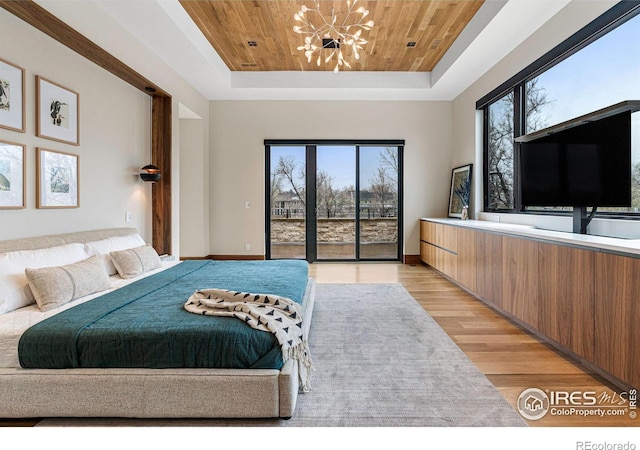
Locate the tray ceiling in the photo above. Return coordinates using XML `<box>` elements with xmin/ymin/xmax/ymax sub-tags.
<box><xmin>179</xmin><ymin>0</ymin><xmax>484</xmax><ymax>72</ymax></box>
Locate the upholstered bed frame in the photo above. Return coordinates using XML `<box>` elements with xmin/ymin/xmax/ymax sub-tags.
<box><xmin>0</xmin><ymin>228</ymin><xmax>316</xmax><ymax>419</ymax></box>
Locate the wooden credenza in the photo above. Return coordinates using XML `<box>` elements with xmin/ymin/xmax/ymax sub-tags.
<box><xmin>420</xmin><ymin>218</ymin><xmax>639</xmax><ymax>389</ymax></box>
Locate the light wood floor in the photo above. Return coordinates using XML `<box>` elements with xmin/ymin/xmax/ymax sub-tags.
<box><xmin>2</xmin><ymin>262</ymin><xmax>636</xmax><ymax>427</ymax></box>
<box><xmin>310</xmin><ymin>262</ymin><xmax>637</xmax><ymax>427</ymax></box>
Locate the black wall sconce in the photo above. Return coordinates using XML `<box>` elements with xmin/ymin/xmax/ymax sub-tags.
<box><xmin>140</xmin><ymin>164</ymin><xmax>161</xmax><ymax>182</ymax></box>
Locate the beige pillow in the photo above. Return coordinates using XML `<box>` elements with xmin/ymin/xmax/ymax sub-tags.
<box><xmin>0</xmin><ymin>243</ymin><xmax>90</xmax><ymax>314</ymax></box>
<box><xmin>110</xmin><ymin>245</ymin><xmax>162</xmax><ymax>279</ymax></box>
<box><xmin>25</xmin><ymin>256</ymin><xmax>111</xmax><ymax>312</ymax></box>
<box><xmin>83</xmin><ymin>233</ymin><xmax>146</xmax><ymax>275</ymax></box>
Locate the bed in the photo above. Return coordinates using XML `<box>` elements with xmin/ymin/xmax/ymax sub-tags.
<box><xmin>0</xmin><ymin>228</ymin><xmax>315</xmax><ymax>419</ymax></box>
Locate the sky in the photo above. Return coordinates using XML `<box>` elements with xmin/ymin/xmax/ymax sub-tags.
<box><xmin>531</xmin><ymin>12</ymin><xmax>640</xmax><ymax>160</ymax></box>
<box><xmin>270</xmin><ymin>145</ymin><xmax>396</xmax><ymax>192</ymax></box>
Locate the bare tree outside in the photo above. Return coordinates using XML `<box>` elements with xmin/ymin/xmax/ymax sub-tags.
<box><xmin>316</xmin><ymin>169</ymin><xmax>350</xmax><ymax>218</ymax></box>
<box><xmin>379</xmin><ymin>146</ymin><xmax>398</xmax><ymax>188</ymax></box>
<box><xmin>487</xmin><ymin>79</ymin><xmax>551</xmax><ymax>210</ymax></box>
<box><xmin>525</xmin><ymin>78</ymin><xmax>553</xmax><ymax>134</ymax></box>
<box><xmin>368</xmin><ymin>166</ymin><xmax>395</xmax><ymax>217</ymax></box>
<box><xmin>273</xmin><ymin>155</ymin><xmax>305</xmax><ymax>209</ymax></box>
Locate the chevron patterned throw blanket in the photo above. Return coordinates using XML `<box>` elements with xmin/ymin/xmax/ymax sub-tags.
<box><xmin>184</xmin><ymin>288</ymin><xmax>313</xmax><ymax>393</ymax></box>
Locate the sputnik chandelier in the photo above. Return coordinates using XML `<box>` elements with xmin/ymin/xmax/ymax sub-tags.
<box><xmin>293</xmin><ymin>0</ymin><xmax>374</xmax><ymax>73</ymax></box>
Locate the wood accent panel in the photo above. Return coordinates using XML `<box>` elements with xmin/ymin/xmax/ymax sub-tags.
<box><xmin>538</xmin><ymin>243</ymin><xmax>595</xmax><ymax>361</ymax></box>
<box><xmin>501</xmin><ymin>236</ymin><xmax>538</xmax><ymax>328</ymax></box>
<box><xmin>419</xmin><ymin>220</ymin><xmax>456</xmax><ymax>277</ymax></box>
<box><xmin>419</xmin><ymin>220</ymin><xmax>435</xmax><ymax>266</ymax></box>
<box><xmin>433</xmin><ymin>222</ymin><xmax>457</xmax><ymax>253</ymax></box>
<box><xmin>1</xmin><ymin>0</ymin><xmax>174</xmax><ymax>260</ymax></box>
<box><xmin>434</xmin><ymin>247</ymin><xmax>457</xmax><ymax>279</ymax></box>
<box><xmin>475</xmin><ymin>231</ymin><xmax>502</xmax><ymax>308</ymax></box>
<box><xmin>456</xmin><ymin>227</ymin><xmax>476</xmax><ymax>291</ymax></box>
<box><xmin>151</xmin><ymin>96</ymin><xmax>172</xmax><ymax>256</ymax></box>
<box><xmin>419</xmin><ymin>241</ymin><xmax>435</xmax><ymax>267</ymax></box>
<box><xmin>594</xmin><ymin>253</ymin><xmax>640</xmax><ymax>388</ymax></box>
<box><xmin>420</xmin><ymin>220</ymin><xmax>434</xmax><ymax>244</ymax></box>
<box><xmin>179</xmin><ymin>0</ymin><xmax>484</xmax><ymax>72</ymax></box>
<box><xmin>0</xmin><ymin>1</ymin><xmax>168</xmax><ymax>97</ymax></box>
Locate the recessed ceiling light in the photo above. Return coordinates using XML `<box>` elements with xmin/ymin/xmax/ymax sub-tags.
<box><xmin>247</xmin><ymin>41</ymin><xmax>257</xmax><ymax>47</ymax></box>
<box><xmin>407</xmin><ymin>42</ymin><xmax>417</xmax><ymax>48</ymax></box>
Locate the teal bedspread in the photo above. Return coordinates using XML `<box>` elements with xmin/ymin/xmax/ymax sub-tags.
<box><xmin>18</xmin><ymin>260</ymin><xmax>309</xmax><ymax>370</ymax></box>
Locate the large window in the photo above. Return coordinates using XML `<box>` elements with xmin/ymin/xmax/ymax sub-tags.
<box><xmin>487</xmin><ymin>93</ymin><xmax>515</xmax><ymax>210</ymax></box>
<box><xmin>265</xmin><ymin>140</ymin><xmax>403</xmax><ymax>262</ymax></box>
<box><xmin>481</xmin><ymin>3</ymin><xmax>640</xmax><ymax>215</ymax></box>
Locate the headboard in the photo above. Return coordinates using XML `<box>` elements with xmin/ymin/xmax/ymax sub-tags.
<box><xmin>0</xmin><ymin>228</ymin><xmax>139</xmax><ymax>253</ymax></box>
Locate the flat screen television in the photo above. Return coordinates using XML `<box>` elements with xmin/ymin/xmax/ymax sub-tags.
<box><xmin>519</xmin><ymin>111</ymin><xmax>631</xmax><ymax>208</ymax></box>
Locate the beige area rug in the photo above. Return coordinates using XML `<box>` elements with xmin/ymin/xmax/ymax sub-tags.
<box><xmin>37</xmin><ymin>283</ymin><xmax>526</xmax><ymax>427</ymax></box>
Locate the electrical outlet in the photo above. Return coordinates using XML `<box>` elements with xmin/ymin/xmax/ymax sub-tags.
<box><xmin>245</xmin><ymin>201</ymin><xmax>251</xmax><ymax>209</ymax></box>
<box><xmin>245</xmin><ymin>243</ymin><xmax>251</xmax><ymax>251</ymax></box>
<box><xmin>125</xmin><ymin>211</ymin><xmax>132</xmax><ymax>223</ymax></box>
<box><xmin>494</xmin><ymin>215</ymin><xmax>500</xmax><ymax>222</ymax></box>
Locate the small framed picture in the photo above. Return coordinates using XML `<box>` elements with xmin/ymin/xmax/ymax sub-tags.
<box><xmin>0</xmin><ymin>58</ymin><xmax>25</xmax><ymax>133</ymax></box>
<box><xmin>36</xmin><ymin>148</ymin><xmax>79</xmax><ymax>209</ymax></box>
<box><xmin>448</xmin><ymin>164</ymin><xmax>473</xmax><ymax>219</ymax></box>
<box><xmin>36</xmin><ymin>76</ymin><xmax>79</xmax><ymax>145</ymax></box>
<box><xmin>0</xmin><ymin>140</ymin><xmax>25</xmax><ymax>209</ymax></box>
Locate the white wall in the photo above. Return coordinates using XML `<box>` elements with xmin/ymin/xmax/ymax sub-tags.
<box><xmin>209</xmin><ymin>100</ymin><xmax>453</xmax><ymax>257</ymax></box>
<box><xmin>0</xmin><ymin>4</ymin><xmax>212</xmax><ymax>256</ymax></box>
<box><xmin>0</xmin><ymin>9</ymin><xmax>151</xmax><ymax>241</ymax></box>
<box><xmin>451</xmin><ymin>1</ymin><xmax>640</xmax><ymax>238</ymax></box>
<box><xmin>179</xmin><ymin>116</ymin><xmax>209</xmax><ymax>257</ymax></box>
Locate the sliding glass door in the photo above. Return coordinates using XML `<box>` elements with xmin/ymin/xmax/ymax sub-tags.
<box><xmin>316</xmin><ymin>145</ymin><xmax>356</xmax><ymax>260</ymax></box>
<box><xmin>359</xmin><ymin>146</ymin><xmax>400</xmax><ymax>259</ymax></box>
<box><xmin>268</xmin><ymin>145</ymin><xmax>307</xmax><ymax>259</ymax></box>
<box><xmin>266</xmin><ymin>141</ymin><xmax>403</xmax><ymax>262</ymax></box>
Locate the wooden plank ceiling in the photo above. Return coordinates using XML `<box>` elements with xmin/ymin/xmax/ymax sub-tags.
<box><xmin>179</xmin><ymin>0</ymin><xmax>484</xmax><ymax>72</ymax></box>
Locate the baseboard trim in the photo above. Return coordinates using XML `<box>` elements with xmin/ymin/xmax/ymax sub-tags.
<box><xmin>208</xmin><ymin>255</ymin><xmax>266</xmax><ymax>261</ymax></box>
<box><xmin>403</xmin><ymin>255</ymin><xmax>421</xmax><ymax>265</ymax></box>
<box><xmin>179</xmin><ymin>256</ymin><xmax>208</xmax><ymax>260</ymax></box>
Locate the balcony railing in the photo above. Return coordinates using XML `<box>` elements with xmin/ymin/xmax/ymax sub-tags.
<box><xmin>270</xmin><ymin>206</ymin><xmax>398</xmax><ymax>219</ymax></box>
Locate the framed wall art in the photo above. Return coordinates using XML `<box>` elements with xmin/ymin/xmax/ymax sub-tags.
<box><xmin>0</xmin><ymin>140</ymin><xmax>25</xmax><ymax>209</ymax></box>
<box><xmin>448</xmin><ymin>164</ymin><xmax>472</xmax><ymax>219</ymax></box>
<box><xmin>36</xmin><ymin>148</ymin><xmax>79</xmax><ymax>209</ymax></box>
<box><xmin>36</xmin><ymin>76</ymin><xmax>79</xmax><ymax>145</ymax></box>
<box><xmin>0</xmin><ymin>58</ymin><xmax>25</xmax><ymax>133</ymax></box>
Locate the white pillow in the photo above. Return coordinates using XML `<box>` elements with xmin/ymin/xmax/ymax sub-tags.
<box><xmin>0</xmin><ymin>243</ymin><xmax>89</xmax><ymax>314</ymax></box>
<box><xmin>83</xmin><ymin>234</ymin><xmax>146</xmax><ymax>276</ymax></box>
<box><xmin>26</xmin><ymin>255</ymin><xmax>111</xmax><ymax>312</ymax></box>
<box><xmin>110</xmin><ymin>245</ymin><xmax>162</xmax><ymax>279</ymax></box>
